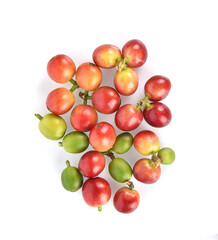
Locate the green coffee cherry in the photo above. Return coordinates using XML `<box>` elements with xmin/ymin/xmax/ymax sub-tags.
<box><xmin>109</xmin><ymin>158</ymin><xmax>132</xmax><ymax>183</ymax></box>
<box><xmin>35</xmin><ymin>113</ymin><xmax>67</xmax><ymax>140</ymax></box>
<box><xmin>59</xmin><ymin>131</ymin><xmax>89</xmax><ymax>153</ymax></box>
<box><xmin>61</xmin><ymin>161</ymin><xmax>83</xmax><ymax>192</ymax></box>
<box><xmin>158</xmin><ymin>147</ymin><xmax>175</xmax><ymax>165</ymax></box>
<box><xmin>113</xmin><ymin>132</ymin><xmax>133</xmax><ymax>154</ymax></box>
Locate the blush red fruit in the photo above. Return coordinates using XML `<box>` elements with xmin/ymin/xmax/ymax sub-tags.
<box><xmin>78</xmin><ymin>151</ymin><xmax>105</xmax><ymax>178</ymax></box>
<box><xmin>133</xmin><ymin>158</ymin><xmax>161</xmax><ymax>184</ymax></box>
<box><xmin>70</xmin><ymin>104</ymin><xmax>97</xmax><ymax>132</ymax></box>
<box><xmin>143</xmin><ymin>102</ymin><xmax>172</xmax><ymax>127</ymax></box>
<box><xmin>93</xmin><ymin>44</ymin><xmax>122</xmax><ymax>68</ymax></box>
<box><xmin>122</xmin><ymin>39</ymin><xmax>148</xmax><ymax>68</ymax></box>
<box><xmin>82</xmin><ymin>177</ymin><xmax>111</xmax><ymax>211</ymax></box>
<box><xmin>47</xmin><ymin>54</ymin><xmax>76</xmax><ymax>83</ymax></box>
<box><xmin>113</xmin><ymin>187</ymin><xmax>140</xmax><ymax>213</ymax></box>
<box><xmin>92</xmin><ymin>86</ymin><xmax>121</xmax><ymax>114</ymax></box>
<box><xmin>46</xmin><ymin>88</ymin><xmax>75</xmax><ymax>115</ymax></box>
<box><xmin>144</xmin><ymin>75</ymin><xmax>171</xmax><ymax>101</ymax></box>
<box><xmin>89</xmin><ymin>122</ymin><xmax>116</xmax><ymax>152</ymax></box>
<box><xmin>115</xmin><ymin>104</ymin><xmax>143</xmax><ymax>131</ymax></box>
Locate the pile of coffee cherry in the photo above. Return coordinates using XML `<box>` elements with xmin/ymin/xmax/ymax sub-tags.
<box><xmin>35</xmin><ymin>39</ymin><xmax>175</xmax><ymax>213</ymax></box>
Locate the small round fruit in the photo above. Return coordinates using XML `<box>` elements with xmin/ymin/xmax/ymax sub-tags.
<box><xmin>114</xmin><ymin>67</ymin><xmax>138</xmax><ymax>96</ymax></box>
<box><xmin>76</xmin><ymin>62</ymin><xmax>102</xmax><ymax>91</ymax></box>
<box><xmin>61</xmin><ymin>161</ymin><xmax>83</xmax><ymax>192</ymax></box>
<box><xmin>92</xmin><ymin>86</ymin><xmax>121</xmax><ymax>114</ymax></box>
<box><xmin>158</xmin><ymin>147</ymin><xmax>175</xmax><ymax>165</ymax></box>
<box><xmin>70</xmin><ymin>104</ymin><xmax>98</xmax><ymax>132</ymax></box>
<box><xmin>82</xmin><ymin>177</ymin><xmax>111</xmax><ymax>211</ymax></box>
<box><xmin>113</xmin><ymin>187</ymin><xmax>140</xmax><ymax>213</ymax></box>
<box><xmin>133</xmin><ymin>158</ymin><xmax>161</xmax><ymax>184</ymax></box>
<box><xmin>78</xmin><ymin>151</ymin><xmax>106</xmax><ymax>178</ymax></box>
<box><xmin>60</xmin><ymin>131</ymin><xmax>89</xmax><ymax>153</ymax></box>
<box><xmin>115</xmin><ymin>104</ymin><xmax>143</xmax><ymax>131</ymax></box>
<box><xmin>122</xmin><ymin>39</ymin><xmax>147</xmax><ymax>68</ymax></box>
<box><xmin>143</xmin><ymin>102</ymin><xmax>172</xmax><ymax>127</ymax></box>
<box><xmin>46</xmin><ymin>88</ymin><xmax>75</xmax><ymax>115</ymax></box>
<box><xmin>144</xmin><ymin>75</ymin><xmax>171</xmax><ymax>101</ymax></box>
<box><xmin>89</xmin><ymin>122</ymin><xmax>116</xmax><ymax>152</ymax></box>
<box><xmin>133</xmin><ymin>130</ymin><xmax>160</xmax><ymax>155</ymax></box>
<box><xmin>109</xmin><ymin>158</ymin><xmax>132</xmax><ymax>183</ymax></box>
<box><xmin>35</xmin><ymin>113</ymin><xmax>67</xmax><ymax>140</ymax></box>
<box><xmin>47</xmin><ymin>54</ymin><xmax>76</xmax><ymax>83</ymax></box>
<box><xmin>93</xmin><ymin>44</ymin><xmax>122</xmax><ymax>68</ymax></box>
<box><xmin>113</xmin><ymin>132</ymin><xmax>133</xmax><ymax>154</ymax></box>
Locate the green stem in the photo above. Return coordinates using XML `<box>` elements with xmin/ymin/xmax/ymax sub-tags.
<box><xmin>66</xmin><ymin>160</ymin><xmax>71</xmax><ymax>167</ymax></box>
<box><xmin>69</xmin><ymin>79</ymin><xmax>79</xmax><ymax>92</ymax></box>
<box><xmin>35</xmin><ymin>114</ymin><xmax>43</xmax><ymax>120</ymax></box>
<box><xmin>83</xmin><ymin>90</ymin><xmax>89</xmax><ymax>105</ymax></box>
<box><xmin>59</xmin><ymin>142</ymin><xmax>63</xmax><ymax>147</ymax></box>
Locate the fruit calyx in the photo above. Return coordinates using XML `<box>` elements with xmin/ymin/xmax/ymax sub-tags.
<box><xmin>125</xmin><ymin>181</ymin><xmax>134</xmax><ymax>190</ymax></box>
<box><xmin>151</xmin><ymin>152</ymin><xmax>162</xmax><ymax>167</ymax></box>
<box><xmin>136</xmin><ymin>95</ymin><xmax>151</xmax><ymax>110</ymax></box>
<box><xmin>116</xmin><ymin>57</ymin><xmax>129</xmax><ymax>72</ymax></box>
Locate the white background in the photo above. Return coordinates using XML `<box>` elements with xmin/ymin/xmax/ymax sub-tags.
<box><xmin>1</xmin><ymin>0</ymin><xmax>218</xmax><ymax>239</ymax></box>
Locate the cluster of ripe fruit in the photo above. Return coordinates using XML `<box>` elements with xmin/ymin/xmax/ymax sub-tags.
<box><xmin>35</xmin><ymin>39</ymin><xmax>175</xmax><ymax>213</ymax></box>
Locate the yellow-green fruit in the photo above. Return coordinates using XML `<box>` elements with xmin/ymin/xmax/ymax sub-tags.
<box><xmin>158</xmin><ymin>147</ymin><xmax>175</xmax><ymax>165</ymax></box>
<box><xmin>36</xmin><ymin>113</ymin><xmax>67</xmax><ymax>140</ymax></box>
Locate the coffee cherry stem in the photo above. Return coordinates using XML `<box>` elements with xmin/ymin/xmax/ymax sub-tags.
<box><xmin>151</xmin><ymin>152</ymin><xmax>162</xmax><ymax>167</ymax></box>
<box><xmin>98</xmin><ymin>206</ymin><xmax>102</xmax><ymax>212</ymax></box>
<box><xmin>105</xmin><ymin>151</ymin><xmax>115</xmax><ymax>160</ymax></box>
<box><xmin>58</xmin><ymin>142</ymin><xmax>63</xmax><ymax>147</ymax></box>
<box><xmin>66</xmin><ymin>160</ymin><xmax>71</xmax><ymax>167</ymax></box>
<box><xmin>116</xmin><ymin>56</ymin><xmax>129</xmax><ymax>72</ymax></box>
<box><xmin>69</xmin><ymin>79</ymin><xmax>79</xmax><ymax>92</ymax></box>
<box><xmin>35</xmin><ymin>113</ymin><xmax>43</xmax><ymax>120</ymax></box>
<box><xmin>79</xmin><ymin>91</ymin><xmax>92</xmax><ymax>104</ymax></box>
<box><xmin>125</xmin><ymin>181</ymin><xmax>134</xmax><ymax>190</ymax></box>
<box><xmin>136</xmin><ymin>95</ymin><xmax>151</xmax><ymax>111</ymax></box>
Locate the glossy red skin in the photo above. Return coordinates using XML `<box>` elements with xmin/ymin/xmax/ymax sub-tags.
<box><xmin>89</xmin><ymin>122</ymin><xmax>116</xmax><ymax>152</ymax></box>
<box><xmin>144</xmin><ymin>75</ymin><xmax>171</xmax><ymax>101</ymax></box>
<box><xmin>82</xmin><ymin>177</ymin><xmax>111</xmax><ymax>208</ymax></box>
<box><xmin>114</xmin><ymin>67</ymin><xmax>138</xmax><ymax>96</ymax></box>
<box><xmin>122</xmin><ymin>39</ymin><xmax>147</xmax><ymax>68</ymax></box>
<box><xmin>113</xmin><ymin>187</ymin><xmax>140</xmax><ymax>213</ymax></box>
<box><xmin>76</xmin><ymin>62</ymin><xmax>102</xmax><ymax>91</ymax></box>
<box><xmin>46</xmin><ymin>88</ymin><xmax>75</xmax><ymax>115</ymax></box>
<box><xmin>143</xmin><ymin>102</ymin><xmax>172</xmax><ymax>127</ymax></box>
<box><xmin>133</xmin><ymin>130</ymin><xmax>160</xmax><ymax>155</ymax></box>
<box><xmin>133</xmin><ymin>158</ymin><xmax>161</xmax><ymax>184</ymax></box>
<box><xmin>47</xmin><ymin>54</ymin><xmax>76</xmax><ymax>83</ymax></box>
<box><xmin>115</xmin><ymin>104</ymin><xmax>143</xmax><ymax>131</ymax></box>
<box><xmin>78</xmin><ymin>151</ymin><xmax>105</xmax><ymax>178</ymax></box>
<box><xmin>93</xmin><ymin>44</ymin><xmax>122</xmax><ymax>68</ymax></box>
<box><xmin>92</xmin><ymin>86</ymin><xmax>121</xmax><ymax>114</ymax></box>
<box><xmin>70</xmin><ymin>104</ymin><xmax>97</xmax><ymax>132</ymax></box>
